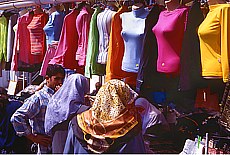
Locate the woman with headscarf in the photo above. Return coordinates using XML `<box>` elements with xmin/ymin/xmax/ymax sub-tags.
<box><xmin>44</xmin><ymin>74</ymin><xmax>89</xmax><ymax>153</ymax></box>
<box><xmin>63</xmin><ymin>79</ymin><xmax>146</xmax><ymax>154</ymax></box>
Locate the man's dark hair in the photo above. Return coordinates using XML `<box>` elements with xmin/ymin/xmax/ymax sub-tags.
<box><xmin>46</xmin><ymin>64</ymin><xmax>65</xmax><ymax>78</ymax></box>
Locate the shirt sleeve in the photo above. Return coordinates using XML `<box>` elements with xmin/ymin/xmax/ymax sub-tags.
<box><xmin>78</xmin><ymin>14</ymin><xmax>91</xmax><ymax>66</ymax></box>
<box><xmin>10</xmin><ymin>94</ymin><xmax>41</xmax><ymax>136</ymax></box>
<box><xmin>220</xmin><ymin>6</ymin><xmax>230</xmax><ymax>82</ymax></box>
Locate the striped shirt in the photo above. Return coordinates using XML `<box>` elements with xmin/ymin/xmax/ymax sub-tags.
<box><xmin>11</xmin><ymin>85</ymin><xmax>55</xmax><ymax>136</ymax></box>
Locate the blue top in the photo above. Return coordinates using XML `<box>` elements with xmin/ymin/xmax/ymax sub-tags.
<box><xmin>10</xmin><ymin>85</ymin><xmax>54</xmax><ymax>137</ymax></box>
<box><xmin>43</xmin><ymin>11</ymin><xmax>65</xmax><ymax>45</ymax></box>
<box><xmin>0</xmin><ymin>100</ymin><xmax>22</xmax><ymax>149</ymax></box>
<box><xmin>120</xmin><ymin>7</ymin><xmax>149</xmax><ymax>73</ymax></box>
<box><xmin>63</xmin><ymin>119</ymin><xmax>146</xmax><ymax>154</ymax></box>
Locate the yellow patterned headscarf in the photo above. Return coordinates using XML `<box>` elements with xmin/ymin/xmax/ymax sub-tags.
<box><xmin>77</xmin><ymin>79</ymin><xmax>139</xmax><ymax>139</ymax></box>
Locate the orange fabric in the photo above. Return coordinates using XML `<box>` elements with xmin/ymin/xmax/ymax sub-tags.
<box><xmin>77</xmin><ymin>109</ymin><xmax>138</xmax><ymax>139</ymax></box>
<box><xmin>106</xmin><ymin>6</ymin><xmax>137</xmax><ymax>86</ymax></box>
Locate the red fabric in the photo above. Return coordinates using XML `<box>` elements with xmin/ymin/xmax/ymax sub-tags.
<box><xmin>11</xmin><ymin>12</ymin><xmax>48</xmax><ymax>71</ymax></box>
<box><xmin>195</xmin><ymin>87</ymin><xmax>220</xmax><ymax>111</ymax></box>
<box><xmin>49</xmin><ymin>9</ymin><xmax>81</xmax><ymax>71</ymax></box>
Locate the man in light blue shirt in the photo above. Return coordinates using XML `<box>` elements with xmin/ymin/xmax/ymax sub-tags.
<box><xmin>11</xmin><ymin>64</ymin><xmax>65</xmax><ymax>154</ymax></box>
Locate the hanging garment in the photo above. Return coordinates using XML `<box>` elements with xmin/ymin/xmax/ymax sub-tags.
<box><xmin>136</xmin><ymin>4</ymin><xmax>164</xmax><ymax>93</ymax></box>
<box><xmin>120</xmin><ymin>6</ymin><xmax>149</xmax><ymax>73</ymax></box>
<box><xmin>49</xmin><ymin>9</ymin><xmax>82</xmax><ymax>72</ymax></box>
<box><xmin>75</xmin><ymin>6</ymin><xmax>92</xmax><ymax>66</ymax></box>
<box><xmin>106</xmin><ymin>6</ymin><xmax>137</xmax><ymax>84</ymax></box>
<box><xmin>0</xmin><ymin>15</ymin><xmax>7</xmax><ymax>62</ymax></box>
<box><xmin>11</xmin><ymin>11</ymin><xmax>48</xmax><ymax>71</ymax></box>
<box><xmin>198</xmin><ymin>4</ymin><xmax>230</xmax><ymax>83</ymax></box>
<box><xmin>6</xmin><ymin>14</ymin><xmax>18</xmax><ymax>63</ymax></box>
<box><xmin>43</xmin><ymin>10</ymin><xmax>65</xmax><ymax>45</ymax></box>
<box><xmin>152</xmin><ymin>6</ymin><xmax>189</xmax><ymax>74</ymax></box>
<box><xmin>97</xmin><ymin>8</ymin><xmax>116</xmax><ymax>64</ymax></box>
<box><xmin>178</xmin><ymin>0</ymin><xmax>205</xmax><ymax>91</ymax></box>
<box><xmin>85</xmin><ymin>7</ymin><xmax>105</xmax><ymax>78</ymax></box>
<box><xmin>40</xmin><ymin>44</ymin><xmax>57</xmax><ymax>76</ymax></box>
<box><xmin>28</xmin><ymin>12</ymin><xmax>48</xmax><ymax>56</ymax></box>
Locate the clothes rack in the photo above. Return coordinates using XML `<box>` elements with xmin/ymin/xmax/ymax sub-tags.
<box><xmin>0</xmin><ymin>0</ymin><xmax>86</xmax><ymax>10</ymax></box>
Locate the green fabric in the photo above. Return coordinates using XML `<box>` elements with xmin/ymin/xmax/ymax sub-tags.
<box><xmin>85</xmin><ymin>7</ymin><xmax>105</xmax><ymax>78</ymax></box>
<box><xmin>0</xmin><ymin>15</ymin><xmax>8</xmax><ymax>62</ymax></box>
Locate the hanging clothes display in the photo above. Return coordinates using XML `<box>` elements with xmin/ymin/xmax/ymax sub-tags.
<box><xmin>85</xmin><ymin>7</ymin><xmax>105</xmax><ymax>78</ymax></box>
<box><xmin>178</xmin><ymin>0</ymin><xmax>205</xmax><ymax>91</ymax></box>
<box><xmin>11</xmin><ymin>11</ymin><xmax>48</xmax><ymax>71</ymax></box>
<box><xmin>6</xmin><ymin>14</ymin><xmax>18</xmax><ymax>63</ymax></box>
<box><xmin>0</xmin><ymin>15</ymin><xmax>7</xmax><ymax>63</ymax></box>
<box><xmin>152</xmin><ymin>6</ymin><xmax>189</xmax><ymax>74</ymax></box>
<box><xmin>75</xmin><ymin>5</ymin><xmax>92</xmax><ymax>66</ymax></box>
<box><xmin>136</xmin><ymin>4</ymin><xmax>164</xmax><ymax>94</ymax></box>
<box><xmin>106</xmin><ymin>6</ymin><xmax>131</xmax><ymax>80</ymax></box>
<box><xmin>198</xmin><ymin>4</ymin><xmax>230</xmax><ymax>83</ymax></box>
<box><xmin>120</xmin><ymin>5</ymin><xmax>149</xmax><ymax>73</ymax></box>
<box><xmin>40</xmin><ymin>44</ymin><xmax>57</xmax><ymax>76</ymax></box>
<box><xmin>97</xmin><ymin>7</ymin><xmax>116</xmax><ymax>64</ymax></box>
<box><xmin>43</xmin><ymin>9</ymin><xmax>65</xmax><ymax>46</ymax></box>
<box><xmin>48</xmin><ymin>9</ymin><xmax>83</xmax><ymax>74</ymax></box>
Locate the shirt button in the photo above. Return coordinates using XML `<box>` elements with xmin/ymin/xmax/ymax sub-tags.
<box><xmin>218</xmin><ymin>58</ymin><xmax>221</xmax><ymax>63</ymax></box>
<box><xmin>162</xmin><ymin>63</ymin><xmax>165</xmax><ymax>66</ymax></box>
<box><xmin>136</xmin><ymin>64</ymin><xmax>139</xmax><ymax>67</ymax></box>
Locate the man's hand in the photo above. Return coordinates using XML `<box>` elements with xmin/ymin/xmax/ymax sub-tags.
<box><xmin>26</xmin><ymin>134</ymin><xmax>52</xmax><ymax>147</ymax></box>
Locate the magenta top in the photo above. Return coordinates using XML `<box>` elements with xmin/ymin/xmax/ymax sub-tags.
<box><xmin>75</xmin><ymin>7</ymin><xmax>92</xmax><ymax>66</ymax></box>
<box><xmin>152</xmin><ymin>6</ymin><xmax>189</xmax><ymax>74</ymax></box>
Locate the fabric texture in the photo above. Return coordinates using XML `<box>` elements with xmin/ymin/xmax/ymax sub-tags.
<box><xmin>28</xmin><ymin>12</ymin><xmax>48</xmax><ymax>55</ymax></box>
<box><xmin>178</xmin><ymin>0</ymin><xmax>205</xmax><ymax>91</ymax></box>
<box><xmin>152</xmin><ymin>6</ymin><xmax>189</xmax><ymax>74</ymax></box>
<box><xmin>11</xmin><ymin>11</ymin><xmax>48</xmax><ymax>71</ymax></box>
<box><xmin>48</xmin><ymin>9</ymin><xmax>83</xmax><ymax>72</ymax></box>
<box><xmin>84</xmin><ymin>7</ymin><xmax>105</xmax><ymax>78</ymax></box>
<box><xmin>135</xmin><ymin>98</ymin><xmax>169</xmax><ymax>135</ymax></box>
<box><xmin>0</xmin><ymin>101</ymin><xmax>22</xmax><ymax>150</ymax></box>
<box><xmin>43</xmin><ymin>11</ymin><xmax>65</xmax><ymax>45</ymax></box>
<box><xmin>120</xmin><ymin>6</ymin><xmax>149</xmax><ymax>73</ymax></box>
<box><xmin>6</xmin><ymin>14</ymin><xmax>18</xmax><ymax>63</ymax></box>
<box><xmin>75</xmin><ymin>7</ymin><xmax>92</xmax><ymax>66</ymax></box>
<box><xmin>40</xmin><ymin>44</ymin><xmax>57</xmax><ymax>76</ymax></box>
<box><xmin>45</xmin><ymin>74</ymin><xmax>89</xmax><ymax>134</ymax></box>
<box><xmin>136</xmin><ymin>4</ymin><xmax>163</xmax><ymax>94</ymax></box>
<box><xmin>77</xmin><ymin>79</ymin><xmax>139</xmax><ymax>139</ymax></box>
<box><xmin>64</xmin><ymin>116</ymin><xmax>146</xmax><ymax>154</ymax></box>
<box><xmin>10</xmin><ymin>85</ymin><xmax>54</xmax><ymax>136</ymax></box>
<box><xmin>0</xmin><ymin>15</ymin><xmax>8</xmax><ymax>62</ymax></box>
<box><xmin>198</xmin><ymin>4</ymin><xmax>230</xmax><ymax>82</ymax></box>
<box><xmin>97</xmin><ymin>8</ymin><xmax>116</xmax><ymax>64</ymax></box>
<box><xmin>219</xmin><ymin>74</ymin><xmax>230</xmax><ymax>131</ymax></box>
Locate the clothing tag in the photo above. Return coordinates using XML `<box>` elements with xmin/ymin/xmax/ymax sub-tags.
<box><xmin>203</xmin><ymin>91</ymin><xmax>206</xmax><ymax>102</ymax></box>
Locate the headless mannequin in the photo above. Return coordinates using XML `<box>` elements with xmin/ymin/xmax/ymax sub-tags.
<box><xmin>200</xmin><ymin>0</ymin><xmax>227</xmax><ymax>80</ymax></box>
